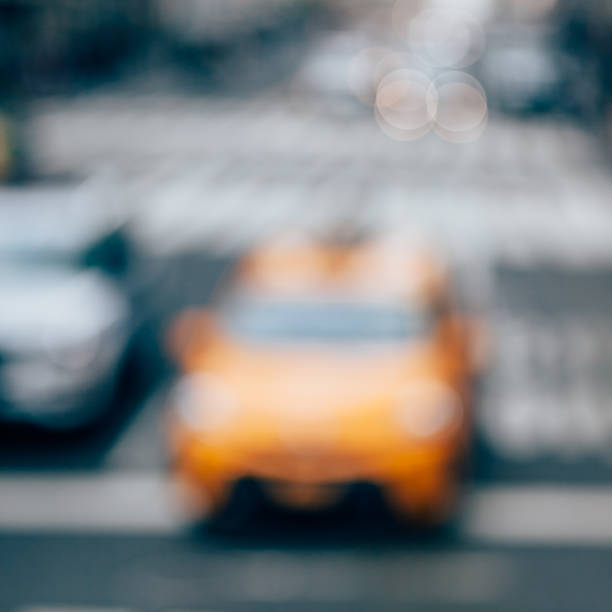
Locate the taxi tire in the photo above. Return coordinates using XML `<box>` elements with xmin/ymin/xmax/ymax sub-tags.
<box><xmin>207</xmin><ymin>478</ymin><xmax>261</xmax><ymax>533</ymax></box>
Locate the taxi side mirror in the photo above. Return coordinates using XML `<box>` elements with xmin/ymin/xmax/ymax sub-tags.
<box><xmin>166</xmin><ymin>308</ymin><xmax>218</xmax><ymax>368</ymax></box>
<box><xmin>466</xmin><ymin>316</ymin><xmax>489</xmax><ymax>376</ymax></box>
<box><xmin>435</xmin><ymin>311</ymin><xmax>488</xmax><ymax>376</ymax></box>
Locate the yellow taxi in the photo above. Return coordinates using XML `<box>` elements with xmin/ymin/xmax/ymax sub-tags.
<box><xmin>166</xmin><ymin>237</ymin><xmax>482</xmax><ymax>528</ymax></box>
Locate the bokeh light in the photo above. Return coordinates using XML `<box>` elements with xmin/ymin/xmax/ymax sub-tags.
<box><xmin>408</xmin><ymin>8</ymin><xmax>486</xmax><ymax>68</ymax></box>
<box><xmin>375</xmin><ymin>69</ymin><xmax>437</xmax><ymax>141</ymax></box>
<box><xmin>432</xmin><ymin>71</ymin><xmax>488</xmax><ymax>143</ymax></box>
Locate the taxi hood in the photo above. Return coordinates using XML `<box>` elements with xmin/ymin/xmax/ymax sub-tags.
<box><xmin>196</xmin><ymin>340</ymin><xmax>443</xmax><ymax>417</ymax></box>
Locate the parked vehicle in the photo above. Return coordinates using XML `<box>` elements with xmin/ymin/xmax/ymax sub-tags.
<box><xmin>0</xmin><ymin>184</ymin><xmax>132</xmax><ymax>430</ymax></box>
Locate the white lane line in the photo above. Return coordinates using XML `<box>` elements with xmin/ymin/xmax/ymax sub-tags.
<box><xmin>463</xmin><ymin>486</ymin><xmax>612</xmax><ymax>545</ymax></box>
<box><xmin>0</xmin><ymin>473</ymin><xmax>183</xmax><ymax>534</ymax></box>
<box><xmin>2</xmin><ymin>476</ymin><xmax>612</xmax><ymax>545</ymax></box>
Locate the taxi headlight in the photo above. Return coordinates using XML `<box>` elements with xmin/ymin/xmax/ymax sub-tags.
<box><xmin>173</xmin><ymin>373</ymin><xmax>235</xmax><ymax>434</ymax></box>
<box><xmin>396</xmin><ymin>381</ymin><xmax>462</xmax><ymax>439</ymax></box>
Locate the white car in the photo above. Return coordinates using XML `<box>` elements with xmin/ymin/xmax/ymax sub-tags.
<box><xmin>0</xmin><ymin>184</ymin><xmax>131</xmax><ymax>430</ymax></box>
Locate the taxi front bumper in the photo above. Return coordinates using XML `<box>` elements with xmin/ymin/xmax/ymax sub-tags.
<box><xmin>169</xmin><ymin>427</ymin><xmax>467</xmax><ymax>518</ymax></box>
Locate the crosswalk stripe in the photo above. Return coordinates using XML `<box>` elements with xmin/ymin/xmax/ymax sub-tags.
<box><xmin>26</xmin><ymin>94</ymin><xmax>612</xmax><ymax>263</ymax></box>
<box><xmin>0</xmin><ymin>473</ymin><xmax>182</xmax><ymax>534</ymax></box>
<box><xmin>464</xmin><ymin>486</ymin><xmax>612</xmax><ymax>545</ymax></box>
<box><xmin>2</xmin><ymin>475</ymin><xmax>612</xmax><ymax>545</ymax></box>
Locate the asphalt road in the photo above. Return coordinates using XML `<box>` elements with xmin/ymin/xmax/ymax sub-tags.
<box><xmin>4</xmin><ymin>12</ymin><xmax>612</xmax><ymax>612</ymax></box>
<box><xmin>3</xmin><ymin>532</ymin><xmax>612</xmax><ymax>611</ymax></box>
<box><xmin>4</xmin><ymin>138</ymin><xmax>612</xmax><ymax>610</ymax></box>
<box><xmin>2</xmin><ymin>256</ymin><xmax>612</xmax><ymax>612</ymax></box>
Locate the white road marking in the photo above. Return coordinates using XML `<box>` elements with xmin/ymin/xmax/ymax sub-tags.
<box><xmin>0</xmin><ymin>473</ymin><xmax>183</xmax><ymax>534</ymax></box>
<box><xmin>2</xmin><ymin>475</ymin><xmax>612</xmax><ymax>545</ymax></box>
<box><xmin>482</xmin><ymin>311</ymin><xmax>612</xmax><ymax>460</ymax></box>
<box><xmin>27</xmin><ymin>94</ymin><xmax>612</xmax><ymax>265</ymax></box>
<box><xmin>464</xmin><ymin>486</ymin><xmax>612</xmax><ymax>545</ymax></box>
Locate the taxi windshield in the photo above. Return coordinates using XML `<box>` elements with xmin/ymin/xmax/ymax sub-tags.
<box><xmin>221</xmin><ymin>294</ymin><xmax>429</xmax><ymax>344</ymax></box>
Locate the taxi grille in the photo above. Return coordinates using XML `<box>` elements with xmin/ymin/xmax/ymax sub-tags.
<box><xmin>244</xmin><ymin>450</ymin><xmax>370</xmax><ymax>483</ymax></box>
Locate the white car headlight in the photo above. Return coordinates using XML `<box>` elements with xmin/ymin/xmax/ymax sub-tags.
<box><xmin>173</xmin><ymin>373</ymin><xmax>235</xmax><ymax>434</ymax></box>
<box><xmin>396</xmin><ymin>381</ymin><xmax>462</xmax><ymax>439</ymax></box>
<box><xmin>43</xmin><ymin>334</ymin><xmax>104</xmax><ymax>372</ymax></box>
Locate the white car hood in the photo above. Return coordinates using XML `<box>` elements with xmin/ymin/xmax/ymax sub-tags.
<box><xmin>0</xmin><ymin>264</ymin><xmax>128</xmax><ymax>355</ymax></box>
<box><xmin>0</xmin><ymin>183</ymin><xmax>121</xmax><ymax>258</ymax></box>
